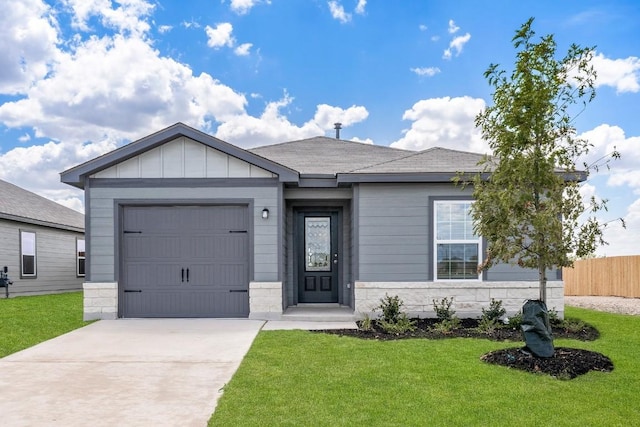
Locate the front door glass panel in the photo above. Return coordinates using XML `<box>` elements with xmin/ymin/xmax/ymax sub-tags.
<box><xmin>305</xmin><ymin>217</ymin><xmax>331</xmax><ymax>271</ymax></box>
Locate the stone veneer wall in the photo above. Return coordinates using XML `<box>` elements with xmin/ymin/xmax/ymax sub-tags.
<box><xmin>83</xmin><ymin>282</ymin><xmax>118</xmax><ymax>321</ymax></box>
<box><xmin>249</xmin><ymin>281</ymin><xmax>283</xmax><ymax>320</ymax></box>
<box><xmin>354</xmin><ymin>281</ymin><xmax>564</xmax><ymax>319</ymax></box>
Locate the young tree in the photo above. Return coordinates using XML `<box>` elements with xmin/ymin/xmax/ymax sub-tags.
<box><xmin>470</xmin><ymin>18</ymin><xmax>619</xmax><ymax>303</ymax></box>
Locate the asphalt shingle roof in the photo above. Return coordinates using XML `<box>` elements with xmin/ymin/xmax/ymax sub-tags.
<box><xmin>348</xmin><ymin>147</ymin><xmax>488</xmax><ymax>174</ymax></box>
<box><xmin>249</xmin><ymin>136</ymin><xmax>412</xmax><ymax>175</ymax></box>
<box><xmin>0</xmin><ymin>179</ymin><xmax>84</xmax><ymax>232</ymax></box>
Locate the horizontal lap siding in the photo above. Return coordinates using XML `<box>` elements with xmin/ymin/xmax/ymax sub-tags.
<box><xmin>88</xmin><ymin>185</ymin><xmax>278</xmax><ymax>283</ymax></box>
<box><xmin>0</xmin><ymin>220</ymin><xmax>84</xmax><ymax>295</ymax></box>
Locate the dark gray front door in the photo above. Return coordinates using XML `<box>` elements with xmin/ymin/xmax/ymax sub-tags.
<box><xmin>297</xmin><ymin>211</ymin><xmax>339</xmax><ymax>303</ymax></box>
<box><xmin>121</xmin><ymin>205</ymin><xmax>249</xmax><ymax>318</ymax></box>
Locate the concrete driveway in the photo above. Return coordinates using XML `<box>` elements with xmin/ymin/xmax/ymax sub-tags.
<box><xmin>0</xmin><ymin>319</ymin><xmax>265</xmax><ymax>427</ymax></box>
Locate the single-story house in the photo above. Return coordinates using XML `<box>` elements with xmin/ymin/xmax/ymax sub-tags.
<box><xmin>61</xmin><ymin>123</ymin><xmax>563</xmax><ymax>321</ymax></box>
<box><xmin>0</xmin><ymin>179</ymin><xmax>85</xmax><ymax>296</ymax></box>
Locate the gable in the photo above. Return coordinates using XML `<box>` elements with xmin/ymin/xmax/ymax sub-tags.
<box><xmin>92</xmin><ymin>137</ymin><xmax>275</xmax><ymax>179</ymax></box>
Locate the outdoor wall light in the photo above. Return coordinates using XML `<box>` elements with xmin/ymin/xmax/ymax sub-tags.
<box><xmin>262</xmin><ymin>208</ymin><xmax>269</xmax><ymax>219</ymax></box>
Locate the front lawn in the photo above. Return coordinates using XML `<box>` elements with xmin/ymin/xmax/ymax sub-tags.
<box><xmin>0</xmin><ymin>292</ymin><xmax>88</xmax><ymax>357</ymax></box>
<box><xmin>210</xmin><ymin>307</ymin><xmax>640</xmax><ymax>426</ymax></box>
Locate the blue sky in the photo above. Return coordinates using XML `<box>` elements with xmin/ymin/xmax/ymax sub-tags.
<box><xmin>1</xmin><ymin>0</ymin><xmax>639</xmax><ymax>256</ymax></box>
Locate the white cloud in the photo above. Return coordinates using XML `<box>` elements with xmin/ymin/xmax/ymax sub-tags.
<box><xmin>411</xmin><ymin>67</ymin><xmax>440</xmax><ymax>77</ymax></box>
<box><xmin>443</xmin><ymin>32</ymin><xmax>471</xmax><ymax>59</ymax></box>
<box><xmin>419</xmin><ymin>24</ymin><xmax>427</xmax><ymax>31</ymax></box>
<box><xmin>448</xmin><ymin>19</ymin><xmax>460</xmax><ymax>34</ymax></box>
<box><xmin>328</xmin><ymin>1</ymin><xmax>351</xmax><ymax>23</ymax></box>
<box><xmin>234</xmin><ymin>43</ymin><xmax>253</xmax><ymax>56</ymax></box>
<box><xmin>0</xmin><ymin>0</ymin><xmax>59</xmax><ymax>95</ymax></box>
<box><xmin>350</xmin><ymin>136</ymin><xmax>373</xmax><ymax>145</ymax></box>
<box><xmin>205</xmin><ymin>23</ymin><xmax>235</xmax><ymax>49</ymax></box>
<box><xmin>215</xmin><ymin>93</ymin><xmax>369</xmax><ymax>146</ymax></box>
<box><xmin>63</xmin><ymin>0</ymin><xmax>155</xmax><ymax>36</ymax></box>
<box><xmin>391</xmin><ymin>96</ymin><xmax>487</xmax><ymax>153</ymax></box>
<box><xmin>355</xmin><ymin>0</ymin><xmax>367</xmax><ymax>15</ymax></box>
<box><xmin>0</xmin><ymin>34</ymin><xmax>248</xmax><ymax>143</ymax></box>
<box><xmin>597</xmin><ymin>198</ymin><xmax>640</xmax><ymax>256</ymax></box>
<box><xmin>230</xmin><ymin>0</ymin><xmax>257</xmax><ymax>15</ymax></box>
<box><xmin>18</xmin><ymin>133</ymin><xmax>32</xmax><ymax>142</ymax></box>
<box><xmin>158</xmin><ymin>25</ymin><xmax>172</xmax><ymax>34</ymax></box>
<box><xmin>591</xmin><ymin>52</ymin><xmax>640</xmax><ymax>93</ymax></box>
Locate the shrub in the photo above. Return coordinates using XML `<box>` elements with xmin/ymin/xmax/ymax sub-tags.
<box><xmin>561</xmin><ymin>318</ymin><xmax>587</xmax><ymax>333</ymax></box>
<box><xmin>379</xmin><ymin>313</ymin><xmax>416</xmax><ymax>334</ymax></box>
<box><xmin>430</xmin><ymin>317</ymin><xmax>461</xmax><ymax>334</ymax></box>
<box><xmin>548</xmin><ymin>307</ymin><xmax>562</xmax><ymax>326</ymax></box>
<box><xmin>378</xmin><ymin>294</ymin><xmax>403</xmax><ymax>323</ymax></box>
<box><xmin>476</xmin><ymin>316</ymin><xmax>499</xmax><ymax>334</ymax></box>
<box><xmin>432</xmin><ymin>297</ymin><xmax>456</xmax><ymax>321</ymax></box>
<box><xmin>507</xmin><ymin>311</ymin><xmax>523</xmax><ymax>329</ymax></box>
<box><xmin>481</xmin><ymin>299</ymin><xmax>506</xmax><ymax>323</ymax></box>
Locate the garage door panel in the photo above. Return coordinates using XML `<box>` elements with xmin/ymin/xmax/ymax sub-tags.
<box><xmin>125</xmin><ymin>236</ymin><xmax>182</xmax><ymax>259</ymax></box>
<box><xmin>122</xmin><ymin>205</ymin><xmax>250</xmax><ymax>318</ymax></box>
<box><xmin>125</xmin><ymin>263</ymin><xmax>180</xmax><ymax>289</ymax></box>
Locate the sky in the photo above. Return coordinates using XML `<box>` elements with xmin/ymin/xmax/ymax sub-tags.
<box><xmin>1</xmin><ymin>0</ymin><xmax>639</xmax><ymax>256</ymax></box>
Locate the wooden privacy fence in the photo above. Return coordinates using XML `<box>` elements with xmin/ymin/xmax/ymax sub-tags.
<box><xmin>563</xmin><ymin>255</ymin><xmax>640</xmax><ymax>298</ymax></box>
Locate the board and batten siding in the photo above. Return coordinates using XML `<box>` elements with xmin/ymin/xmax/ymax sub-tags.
<box><xmin>87</xmin><ymin>185</ymin><xmax>279</xmax><ymax>283</ymax></box>
<box><xmin>0</xmin><ymin>219</ymin><xmax>84</xmax><ymax>295</ymax></box>
<box><xmin>93</xmin><ymin>137</ymin><xmax>276</xmax><ymax>179</ymax></box>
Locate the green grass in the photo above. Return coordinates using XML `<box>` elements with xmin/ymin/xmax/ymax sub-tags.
<box><xmin>0</xmin><ymin>292</ymin><xmax>89</xmax><ymax>357</ymax></box>
<box><xmin>210</xmin><ymin>307</ymin><xmax>640</xmax><ymax>427</ymax></box>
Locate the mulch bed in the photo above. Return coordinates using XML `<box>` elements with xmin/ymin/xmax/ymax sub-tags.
<box><xmin>481</xmin><ymin>347</ymin><xmax>614</xmax><ymax>379</ymax></box>
<box><xmin>316</xmin><ymin>318</ymin><xmax>613</xmax><ymax>379</ymax></box>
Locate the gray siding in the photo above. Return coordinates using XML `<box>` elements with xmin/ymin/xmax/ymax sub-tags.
<box><xmin>0</xmin><ymin>219</ymin><xmax>84</xmax><ymax>295</ymax></box>
<box><xmin>87</xmin><ymin>183</ymin><xmax>278</xmax><ymax>283</ymax></box>
<box><xmin>356</xmin><ymin>183</ymin><xmax>547</xmax><ymax>282</ymax></box>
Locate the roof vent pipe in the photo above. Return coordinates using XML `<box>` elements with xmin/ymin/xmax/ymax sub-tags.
<box><xmin>334</xmin><ymin>122</ymin><xmax>342</xmax><ymax>139</ymax></box>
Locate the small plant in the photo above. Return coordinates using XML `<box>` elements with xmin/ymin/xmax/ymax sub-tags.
<box><xmin>476</xmin><ymin>316</ymin><xmax>499</xmax><ymax>334</ymax></box>
<box><xmin>507</xmin><ymin>311</ymin><xmax>523</xmax><ymax>329</ymax></box>
<box><xmin>548</xmin><ymin>307</ymin><xmax>562</xmax><ymax>326</ymax></box>
<box><xmin>379</xmin><ymin>313</ymin><xmax>416</xmax><ymax>334</ymax></box>
<box><xmin>432</xmin><ymin>297</ymin><xmax>456</xmax><ymax>321</ymax></box>
<box><xmin>378</xmin><ymin>294</ymin><xmax>402</xmax><ymax>323</ymax></box>
<box><xmin>481</xmin><ymin>299</ymin><xmax>506</xmax><ymax>323</ymax></box>
<box><xmin>561</xmin><ymin>318</ymin><xmax>587</xmax><ymax>333</ymax></box>
<box><xmin>430</xmin><ymin>317</ymin><xmax>461</xmax><ymax>334</ymax></box>
<box><xmin>359</xmin><ymin>314</ymin><xmax>374</xmax><ymax>331</ymax></box>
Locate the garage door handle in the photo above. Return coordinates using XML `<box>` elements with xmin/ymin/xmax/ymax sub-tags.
<box><xmin>229</xmin><ymin>289</ymin><xmax>248</xmax><ymax>293</ymax></box>
<box><xmin>181</xmin><ymin>268</ymin><xmax>184</xmax><ymax>282</ymax></box>
<box><xmin>186</xmin><ymin>268</ymin><xmax>189</xmax><ymax>282</ymax></box>
<box><xmin>229</xmin><ymin>230</ymin><xmax>247</xmax><ymax>233</ymax></box>
<box><xmin>124</xmin><ymin>290</ymin><xmax>142</xmax><ymax>293</ymax></box>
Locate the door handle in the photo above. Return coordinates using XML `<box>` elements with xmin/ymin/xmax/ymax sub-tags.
<box><xmin>186</xmin><ymin>268</ymin><xmax>190</xmax><ymax>282</ymax></box>
<box><xmin>181</xmin><ymin>268</ymin><xmax>184</xmax><ymax>282</ymax></box>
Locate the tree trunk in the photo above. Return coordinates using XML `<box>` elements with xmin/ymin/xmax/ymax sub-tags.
<box><xmin>538</xmin><ymin>259</ymin><xmax>547</xmax><ymax>303</ymax></box>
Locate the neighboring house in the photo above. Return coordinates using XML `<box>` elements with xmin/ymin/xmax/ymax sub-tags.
<box><xmin>0</xmin><ymin>179</ymin><xmax>85</xmax><ymax>296</ymax></box>
<box><xmin>61</xmin><ymin>123</ymin><xmax>564</xmax><ymax>321</ymax></box>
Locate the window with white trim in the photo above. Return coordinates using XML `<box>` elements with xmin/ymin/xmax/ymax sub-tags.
<box><xmin>20</xmin><ymin>230</ymin><xmax>37</xmax><ymax>277</ymax></box>
<box><xmin>77</xmin><ymin>239</ymin><xmax>86</xmax><ymax>277</ymax></box>
<box><xmin>434</xmin><ymin>201</ymin><xmax>481</xmax><ymax>280</ymax></box>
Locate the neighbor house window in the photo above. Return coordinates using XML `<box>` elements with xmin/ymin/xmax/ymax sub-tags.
<box><xmin>77</xmin><ymin>239</ymin><xmax>86</xmax><ymax>277</ymax></box>
<box><xmin>434</xmin><ymin>201</ymin><xmax>481</xmax><ymax>280</ymax></box>
<box><xmin>20</xmin><ymin>230</ymin><xmax>37</xmax><ymax>277</ymax></box>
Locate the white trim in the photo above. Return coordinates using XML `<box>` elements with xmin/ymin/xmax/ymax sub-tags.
<box><xmin>433</xmin><ymin>200</ymin><xmax>482</xmax><ymax>282</ymax></box>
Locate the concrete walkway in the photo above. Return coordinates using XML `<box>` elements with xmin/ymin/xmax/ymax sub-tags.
<box><xmin>0</xmin><ymin>319</ymin><xmax>265</xmax><ymax>427</ymax></box>
<box><xmin>0</xmin><ymin>319</ymin><xmax>356</xmax><ymax>427</ymax></box>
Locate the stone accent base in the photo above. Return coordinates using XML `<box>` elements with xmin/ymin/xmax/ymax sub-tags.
<box><xmin>354</xmin><ymin>281</ymin><xmax>564</xmax><ymax>319</ymax></box>
<box><xmin>83</xmin><ymin>282</ymin><xmax>118</xmax><ymax>321</ymax></box>
<box><xmin>248</xmin><ymin>281</ymin><xmax>283</xmax><ymax>320</ymax></box>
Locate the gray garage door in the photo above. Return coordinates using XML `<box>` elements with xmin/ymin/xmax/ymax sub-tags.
<box><xmin>121</xmin><ymin>205</ymin><xmax>249</xmax><ymax>318</ymax></box>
